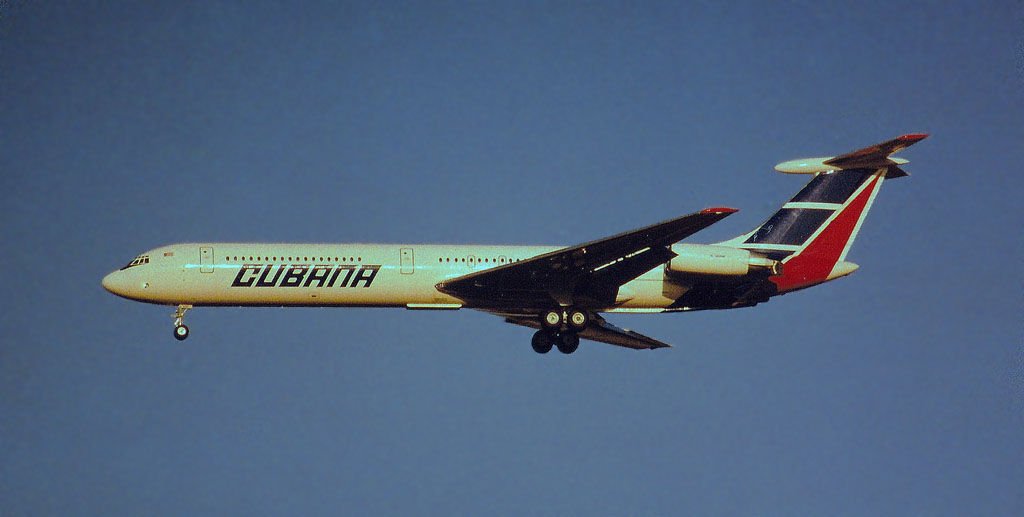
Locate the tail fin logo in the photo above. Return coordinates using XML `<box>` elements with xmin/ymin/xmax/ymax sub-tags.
<box><xmin>770</xmin><ymin>172</ymin><xmax>883</xmax><ymax>292</ymax></box>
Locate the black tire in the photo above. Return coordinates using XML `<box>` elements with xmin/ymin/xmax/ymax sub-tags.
<box><xmin>531</xmin><ymin>330</ymin><xmax>554</xmax><ymax>354</ymax></box>
<box><xmin>540</xmin><ymin>309</ymin><xmax>563</xmax><ymax>331</ymax></box>
<box><xmin>567</xmin><ymin>309</ymin><xmax>588</xmax><ymax>331</ymax></box>
<box><xmin>174</xmin><ymin>325</ymin><xmax>190</xmax><ymax>341</ymax></box>
<box><xmin>556</xmin><ymin>333</ymin><xmax>579</xmax><ymax>354</ymax></box>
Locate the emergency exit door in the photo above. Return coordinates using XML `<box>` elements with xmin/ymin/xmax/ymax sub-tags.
<box><xmin>200</xmin><ymin>246</ymin><xmax>214</xmax><ymax>273</ymax></box>
<box><xmin>400</xmin><ymin>247</ymin><xmax>414</xmax><ymax>274</ymax></box>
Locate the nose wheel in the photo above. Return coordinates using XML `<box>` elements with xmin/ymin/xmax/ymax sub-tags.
<box><xmin>174</xmin><ymin>324</ymin><xmax>190</xmax><ymax>341</ymax></box>
<box><xmin>172</xmin><ymin>304</ymin><xmax>193</xmax><ymax>341</ymax></box>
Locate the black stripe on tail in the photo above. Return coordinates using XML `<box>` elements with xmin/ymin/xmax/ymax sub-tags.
<box><xmin>744</xmin><ymin>168</ymin><xmax>875</xmax><ymax>247</ymax></box>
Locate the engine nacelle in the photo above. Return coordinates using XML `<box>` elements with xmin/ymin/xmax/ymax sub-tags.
<box><xmin>666</xmin><ymin>244</ymin><xmax>780</xmax><ymax>277</ymax></box>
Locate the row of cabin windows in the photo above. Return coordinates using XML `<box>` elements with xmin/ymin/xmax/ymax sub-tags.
<box><xmin>437</xmin><ymin>257</ymin><xmax>521</xmax><ymax>264</ymax></box>
<box><xmin>225</xmin><ymin>256</ymin><xmax>362</xmax><ymax>262</ymax></box>
<box><xmin>222</xmin><ymin>255</ymin><xmax>521</xmax><ymax>264</ymax></box>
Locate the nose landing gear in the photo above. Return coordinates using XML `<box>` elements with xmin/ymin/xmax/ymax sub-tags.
<box><xmin>172</xmin><ymin>304</ymin><xmax>193</xmax><ymax>341</ymax></box>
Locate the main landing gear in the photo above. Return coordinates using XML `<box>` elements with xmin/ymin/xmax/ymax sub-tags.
<box><xmin>541</xmin><ymin>308</ymin><xmax>588</xmax><ymax>332</ymax></box>
<box><xmin>172</xmin><ymin>304</ymin><xmax>192</xmax><ymax>341</ymax></box>
<box><xmin>531</xmin><ymin>330</ymin><xmax>580</xmax><ymax>354</ymax></box>
<box><xmin>532</xmin><ymin>308</ymin><xmax>588</xmax><ymax>355</ymax></box>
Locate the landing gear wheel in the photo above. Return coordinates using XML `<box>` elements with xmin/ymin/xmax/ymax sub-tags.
<box><xmin>556</xmin><ymin>333</ymin><xmax>580</xmax><ymax>354</ymax></box>
<box><xmin>541</xmin><ymin>309</ymin><xmax>563</xmax><ymax>331</ymax></box>
<box><xmin>171</xmin><ymin>304</ymin><xmax>193</xmax><ymax>341</ymax></box>
<box><xmin>531</xmin><ymin>330</ymin><xmax>554</xmax><ymax>354</ymax></box>
<box><xmin>567</xmin><ymin>309</ymin><xmax>588</xmax><ymax>331</ymax></box>
<box><xmin>174</xmin><ymin>324</ymin><xmax>190</xmax><ymax>341</ymax></box>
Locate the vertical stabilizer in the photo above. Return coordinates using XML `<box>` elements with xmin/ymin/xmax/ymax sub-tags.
<box><xmin>721</xmin><ymin>134</ymin><xmax>927</xmax><ymax>292</ymax></box>
<box><xmin>767</xmin><ymin>168</ymin><xmax>886</xmax><ymax>291</ymax></box>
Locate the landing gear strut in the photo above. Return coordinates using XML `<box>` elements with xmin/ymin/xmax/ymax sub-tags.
<box><xmin>172</xmin><ymin>304</ymin><xmax>192</xmax><ymax>341</ymax></box>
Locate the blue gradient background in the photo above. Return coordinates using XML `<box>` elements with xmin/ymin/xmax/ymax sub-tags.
<box><xmin>2</xmin><ymin>1</ymin><xmax>1022</xmax><ymax>514</ymax></box>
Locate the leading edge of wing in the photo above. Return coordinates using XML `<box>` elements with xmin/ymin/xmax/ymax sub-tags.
<box><xmin>436</xmin><ymin>207</ymin><xmax>738</xmax><ymax>300</ymax></box>
<box><xmin>501</xmin><ymin>312</ymin><xmax>671</xmax><ymax>350</ymax></box>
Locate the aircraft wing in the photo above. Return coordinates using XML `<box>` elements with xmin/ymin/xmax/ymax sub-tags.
<box><xmin>435</xmin><ymin>207</ymin><xmax>737</xmax><ymax>308</ymax></box>
<box><xmin>500</xmin><ymin>312</ymin><xmax>671</xmax><ymax>350</ymax></box>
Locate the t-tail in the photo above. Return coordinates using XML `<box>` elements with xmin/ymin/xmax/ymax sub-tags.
<box><xmin>720</xmin><ymin>133</ymin><xmax>928</xmax><ymax>293</ymax></box>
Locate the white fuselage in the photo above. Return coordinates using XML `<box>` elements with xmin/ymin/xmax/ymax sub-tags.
<box><xmin>102</xmin><ymin>243</ymin><xmax>688</xmax><ymax>312</ymax></box>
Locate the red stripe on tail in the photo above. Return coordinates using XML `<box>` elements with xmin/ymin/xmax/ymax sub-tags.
<box><xmin>770</xmin><ymin>175</ymin><xmax>880</xmax><ymax>292</ymax></box>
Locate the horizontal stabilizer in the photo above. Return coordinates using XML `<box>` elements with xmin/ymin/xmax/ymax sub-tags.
<box><xmin>775</xmin><ymin>133</ymin><xmax>927</xmax><ymax>174</ymax></box>
<box><xmin>823</xmin><ymin>133</ymin><xmax>928</xmax><ymax>169</ymax></box>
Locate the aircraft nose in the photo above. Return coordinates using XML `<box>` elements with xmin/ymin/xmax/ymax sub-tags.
<box><xmin>102</xmin><ymin>271</ymin><xmax>125</xmax><ymax>295</ymax></box>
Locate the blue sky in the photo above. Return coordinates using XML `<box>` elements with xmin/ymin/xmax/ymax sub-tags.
<box><xmin>2</xmin><ymin>1</ymin><xmax>1022</xmax><ymax>514</ymax></box>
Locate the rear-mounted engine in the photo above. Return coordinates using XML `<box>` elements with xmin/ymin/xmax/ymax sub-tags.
<box><xmin>665</xmin><ymin>243</ymin><xmax>781</xmax><ymax>277</ymax></box>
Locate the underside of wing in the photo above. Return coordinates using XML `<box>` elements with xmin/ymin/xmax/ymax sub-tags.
<box><xmin>436</xmin><ymin>208</ymin><xmax>737</xmax><ymax>310</ymax></box>
<box><xmin>500</xmin><ymin>312</ymin><xmax>671</xmax><ymax>350</ymax></box>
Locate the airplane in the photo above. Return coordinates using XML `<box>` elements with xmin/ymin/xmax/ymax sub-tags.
<box><xmin>102</xmin><ymin>134</ymin><xmax>927</xmax><ymax>354</ymax></box>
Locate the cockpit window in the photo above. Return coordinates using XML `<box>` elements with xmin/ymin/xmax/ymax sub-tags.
<box><xmin>120</xmin><ymin>254</ymin><xmax>150</xmax><ymax>270</ymax></box>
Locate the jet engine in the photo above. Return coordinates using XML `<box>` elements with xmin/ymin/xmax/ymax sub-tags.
<box><xmin>665</xmin><ymin>243</ymin><xmax>781</xmax><ymax>277</ymax></box>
